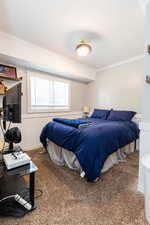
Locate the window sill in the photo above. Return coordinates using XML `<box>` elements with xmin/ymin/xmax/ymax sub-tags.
<box><xmin>28</xmin><ymin>108</ymin><xmax>71</xmax><ymax>114</ymax></box>
<box><xmin>22</xmin><ymin>111</ymin><xmax>83</xmax><ymax>119</ymax></box>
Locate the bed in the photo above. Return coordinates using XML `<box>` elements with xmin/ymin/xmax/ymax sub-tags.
<box><xmin>46</xmin><ymin>140</ymin><xmax>138</xmax><ymax>179</ymax></box>
<box><xmin>40</xmin><ymin>109</ymin><xmax>139</xmax><ymax>182</ymax></box>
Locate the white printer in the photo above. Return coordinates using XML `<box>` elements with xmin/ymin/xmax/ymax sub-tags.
<box><xmin>3</xmin><ymin>152</ymin><xmax>31</xmax><ymax>170</ymax></box>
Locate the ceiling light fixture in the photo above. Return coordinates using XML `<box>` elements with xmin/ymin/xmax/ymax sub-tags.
<box><xmin>75</xmin><ymin>40</ymin><xmax>92</xmax><ymax>57</ymax></box>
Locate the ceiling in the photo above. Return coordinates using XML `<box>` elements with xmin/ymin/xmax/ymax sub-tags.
<box><xmin>0</xmin><ymin>0</ymin><xmax>144</xmax><ymax>69</ymax></box>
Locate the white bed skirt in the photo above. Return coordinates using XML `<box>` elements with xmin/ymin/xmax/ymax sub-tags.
<box><xmin>47</xmin><ymin>140</ymin><xmax>138</xmax><ymax>178</ymax></box>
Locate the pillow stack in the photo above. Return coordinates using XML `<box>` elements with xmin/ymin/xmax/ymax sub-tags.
<box><xmin>91</xmin><ymin>108</ymin><xmax>136</xmax><ymax>121</ymax></box>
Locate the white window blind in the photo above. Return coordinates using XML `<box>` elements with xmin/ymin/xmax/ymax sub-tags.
<box><xmin>29</xmin><ymin>75</ymin><xmax>70</xmax><ymax>111</ymax></box>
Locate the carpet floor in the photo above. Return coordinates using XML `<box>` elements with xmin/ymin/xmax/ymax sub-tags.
<box><xmin>0</xmin><ymin>151</ymin><xmax>149</xmax><ymax>225</ymax></box>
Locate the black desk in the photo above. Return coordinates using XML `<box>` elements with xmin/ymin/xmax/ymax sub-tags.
<box><xmin>0</xmin><ymin>155</ymin><xmax>38</xmax><ymax>210</ymax></box>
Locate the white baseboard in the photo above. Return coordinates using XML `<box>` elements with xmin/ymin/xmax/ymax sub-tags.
<box><xmin>23</xmin><ymin>144</ymin><xmax>42</xmax><ymax>151</ymax></box>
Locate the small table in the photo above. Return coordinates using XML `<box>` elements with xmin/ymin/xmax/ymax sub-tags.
<box><xmin>0</xmin><ymin>156</ymin><xmax>38</xmax><ymax>210</ymax></box>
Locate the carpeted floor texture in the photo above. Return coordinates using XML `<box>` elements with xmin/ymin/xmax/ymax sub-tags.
<box><xmin>0</xmin><ymin>151</ymin><xmax>149</xmax><ymax>225</ymax></box>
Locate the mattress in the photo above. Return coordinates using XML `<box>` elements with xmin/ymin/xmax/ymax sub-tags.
<box><xmin>47</xmin><ymin>140</ymin><xmax>138</xmax><ymax>179</ymax></box>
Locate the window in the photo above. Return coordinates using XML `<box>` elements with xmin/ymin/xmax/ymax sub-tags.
<box><xmin>28</xmin><ymin>73</ymin><xmax>70</xmax><ymax>112</ymax></box>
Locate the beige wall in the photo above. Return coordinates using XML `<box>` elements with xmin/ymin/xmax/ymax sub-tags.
<box><xmin>87</xmin><ymin>59</ymin><xmax>144</xmax><ymax>113</ymax></box>
<box><xmin>0</xmin><ymin>66</ymin><xmax>88</xmax><ymax>113</ymax></box>
<box><xmin>0</xmin><ymin>59</ymin><xmax>144</xmax><ymax>150</ymax></box>
<box><xmin>0</xmin><ymin>66</ymin><xmax>87</xmax><ymax>150</ymax></box>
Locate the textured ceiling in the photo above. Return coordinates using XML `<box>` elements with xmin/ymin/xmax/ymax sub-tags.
<box><xmin>0</xmin><ymin>0</ymin><xmax>144</xmax><ymax>69</ymax></box>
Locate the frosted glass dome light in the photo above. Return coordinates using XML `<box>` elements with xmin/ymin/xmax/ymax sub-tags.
<box><xmin>75</xmin><ymin>41</ymin><xmax>92</xmax><ymax>57</ymax></box>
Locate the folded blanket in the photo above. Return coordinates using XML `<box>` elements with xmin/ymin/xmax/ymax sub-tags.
<box><xmin>53</xmin><ymin>118</ymin><xmax>92</xmax><ymax>128</ymax></box>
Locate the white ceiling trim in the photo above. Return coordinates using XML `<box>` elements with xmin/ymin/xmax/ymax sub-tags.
<box><xmin>96</xmin><ymin>55</ymin><xmax>144</xmax><ymax>73</ymax></box>
<box><xmin>136</xmin><ymin>0</ymin><xmax>150</xmax><ymax>15</ymax></box>
<box><xmin>142</xmin><ymin>0</ymin><xmax>150</xmax><ymax>5</ymax></box>
<box><xmin>139</xmin><ymin>0</ymin><xmax>150</xmax><ymax>11</ymax></box>
<box><xmin>138</xmin><ymin>0</ymin><xmax>146</xmax><ymax>11</ymax></box>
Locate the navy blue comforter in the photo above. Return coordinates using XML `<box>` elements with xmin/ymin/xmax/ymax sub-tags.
<box><xmin>53</xmin><ymin>118</ymin><xmax>92</xmax><ymax>128</ymax></box>
<box><xmin>40</xmin><ymin>118</ymin><xmax>139</xmax><ymax>181</ymax></box>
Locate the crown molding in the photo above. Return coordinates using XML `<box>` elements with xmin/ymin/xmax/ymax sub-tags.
<box><xmin>138</xmin><ymin>0</ymin><xmax>145</xmax><ymax>12</ymax></box>
<box><xmin>138</xmin><ymin>0</ymin><xmax>150</xmax><ymax>13</ymax></box>
<box><xmin>96</xmin><ymin>55</ymin><xmax>144</xmax><ymax>73</ymax></box>
<box><xmin>143</xmin><ymin>0</ymin><xmax>150</xmax><ymax>5</ymax></box>
<box><xmin>138</xmin><ymin>0</ymin><xmax>150</xmax><ymax>12</ymax></box>
<box><xmin>138</xmin><ymin>0</ymin><xmax>150</xmax><ymax>8</ymax></box>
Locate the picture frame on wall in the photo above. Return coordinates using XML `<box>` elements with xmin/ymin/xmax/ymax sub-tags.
<box><xmin>0</xmin><ymin>64</ymin><xmax>17</xmax><ymax>80</ymax></box>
